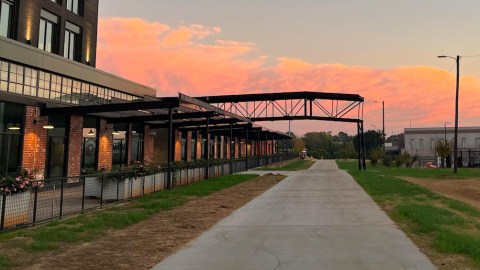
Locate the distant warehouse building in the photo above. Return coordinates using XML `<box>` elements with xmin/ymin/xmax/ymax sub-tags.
<box><xmin>403</xmin><ymin>127</ymin><xmax>480</xmax><ymax>167</ymax></box>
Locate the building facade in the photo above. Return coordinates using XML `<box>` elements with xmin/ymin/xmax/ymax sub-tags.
<box><xmin>0</xmin><ymin>0</ymin><xmax>283</xmax><ymax>179</ymax></box>
<box><xmin>403</xmin><ymin>127</ymin><xmax>480</xmax><ymax>167</ymax></box>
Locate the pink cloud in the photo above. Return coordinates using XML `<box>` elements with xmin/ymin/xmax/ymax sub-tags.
<box><xmin>97</xmin><ymin>18</ymin><xmax>480</xmax><ymax>135</ymax></box>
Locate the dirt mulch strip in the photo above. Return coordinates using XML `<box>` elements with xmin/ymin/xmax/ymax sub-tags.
<box><xmin>15</xmin><ymin>174</ymin><xmax>285</xmax><ymax>270</ymax></box>
<box><xmin>399</xmin><ymin>176</ymin><xmax>480</xmax><ymax>210</ymax></box>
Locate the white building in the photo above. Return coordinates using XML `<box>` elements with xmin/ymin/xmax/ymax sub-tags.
<box><xmin>403</xmin><ymin>127</ymin><xmax>480</xmax><ymax>167</ymax></box>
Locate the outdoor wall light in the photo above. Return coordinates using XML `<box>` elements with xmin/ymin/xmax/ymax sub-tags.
<box><xmin>26</xmin><ymin>39</ymin><xmax>31</xmax><ymax>45</ymax></box>
<box><xmin>43</xmin><ymin>125</ymin><xmax>54</xmax><ymax>129</ymax></box>
<box><xmin>9</xmin><ymin>124</ymin><xmax>21</xmax><ymax>130</ymax></box>
<box><xmin>87</xmin><ymin>129</ymin><xmax>95</xmax><ymax>136</ymax></box>
<box><xmin>112</xmin><ymin>129</ymin><xmax>120</xmax><ymax>135</ymax></box>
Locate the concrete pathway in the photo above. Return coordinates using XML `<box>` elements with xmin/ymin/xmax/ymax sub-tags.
<box><xmin>152</xmin><ymin>160</ymin><xmax>436</xmax><ymax>270</ymax></box>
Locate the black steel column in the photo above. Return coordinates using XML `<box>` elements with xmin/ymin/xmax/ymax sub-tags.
<box><xmin>357</xmin><ymin>122</ymin><xmax>361</xmax><ymax>171</ymax></box>
<box><xmin>361</xmin><ymin>122</ymin><xmax>366</xmax><ymax>170</ymax></box>
<box><xmin>245</xmin><ymin>126</ymin><xmax>249</xmax><ymax>170</ymax></box>
<box><xmin>310</xmin><ymin>99</ymin><xmax>313</xmax><ymax>117</ymax></box>
<box><xmin>265</xmin><ymin>133</ymin><xmax>268</xmax><ymax>156</ymax></box>
<box><xmin>230</xmin><ymin>123</ymin><xmax>233</xmax><ymax>173</ymax></box>
<box><xmin>167</xmin><ymin>108</ymin><xmax>173</xmax><ymax>189</ymax></box>
<box><xmin>257</xmin><ymin>130</ymin><xmax>260</xmax><ymax>156</ymax></box>
<box><xmin>205</xmin><ymin>117</ymin><xmax>210</xmax><ymax>179</ymax></box>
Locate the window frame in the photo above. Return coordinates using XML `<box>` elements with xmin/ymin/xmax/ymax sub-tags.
<box><xmin>39</xmin><ymin>10</ymin><xmax>59</xmax><ymax>54</ymax></box>
<box><xmin>0</xmin><ymin>0</ymin><xmax>15</xmax><ymax>39</ymax></box>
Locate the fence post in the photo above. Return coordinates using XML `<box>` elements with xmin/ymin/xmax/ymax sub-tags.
<box><xmin>33</xmin><ymin>187</ymin><xmax>38</xmax><ymax>224</ymax></box>
<box><xmin>100</xmin><ymin>174</ymin><xmax>104</xmax><ymax>209</ymax></box>
<box><xmin>59</xmin><ymin>179</ymin><xmax>64</xmax><ymax>219</ymax></box>
<box><xmin>116</xmin><ymin>177</ymin><xmax>120</xmax><ymax>203</ymax></box>
<box><xmin>81</xmin><ymin>177</ymin><xmax>85</xmax><ymax>213</ymax></box>
<box><xmin>1</xmin><ymin>194</ymin><xmax>6</xmax><ymax>231</ymax></box>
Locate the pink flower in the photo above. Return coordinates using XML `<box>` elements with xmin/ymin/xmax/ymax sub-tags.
<box><xmin>1</xmin><ymin>188</ymin><xmax>3</xmax><ymax>191</ymax></box>
<box><xmin>16</xmin><ymin>178</ymin><xmax>20</xmax><ymax>181</ymax></box>
<box><xmin>13</xmin><ymin>188</ymin><xmax>16</xmax><ymax>192</ymax></box>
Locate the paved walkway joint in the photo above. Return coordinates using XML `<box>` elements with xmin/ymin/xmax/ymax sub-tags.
<box><xmin>152</xmin><ymin>160</ymin><xmax>437</xmax><ymax>270</ymax></box>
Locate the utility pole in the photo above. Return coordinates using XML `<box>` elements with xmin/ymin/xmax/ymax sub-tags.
<box><xmin>375</xmin><ymin>101</ymin><xmax>385</xmax><ymax>152</ymax></box>
<box><xmin>438</xmin><ymin>55</ymin><xmax>461</xmax><ymax>174</ymax></box>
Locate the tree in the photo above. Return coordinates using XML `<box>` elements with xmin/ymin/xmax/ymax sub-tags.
<box><xmin>341</xmin><ymin>141</ymin><xmax>356</xmax><ymax>159</ymax></box>
<box><xmin>353</xmin><ymin>130</ymin><xmax>383</xmax><ymax>157</ymax></box>
<box><xmin>436</xmin><ymin>139</ymin><xmax>454</xmax><ymax>175</ymax></box>
<box><xmin>293</xmin><ymin>137</ymin><xmax>305</xmax><ymax>154</ymax></box>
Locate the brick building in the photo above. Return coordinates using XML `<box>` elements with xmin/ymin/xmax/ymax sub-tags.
<box><xmin>0</xmin><ymin>0</ymin><xmax>288</xmax><ymax>179</ymax></box>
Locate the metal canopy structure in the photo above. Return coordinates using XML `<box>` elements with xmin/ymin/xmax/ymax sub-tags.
<box><xmin>196</xmin><ymin>91</ymin><xmax>363</xmax><ymax>123</ymax></box>
<box><xmin>197</xmin><ymin>91</ymin><xmax>367</xmax><ymax>170</ymax></box>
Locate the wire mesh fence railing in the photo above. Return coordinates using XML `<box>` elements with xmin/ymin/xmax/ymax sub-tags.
<box><xmin>1</xmin><ymin>153</ymin><xmax>297</xmax><ymax>232</ymax></box>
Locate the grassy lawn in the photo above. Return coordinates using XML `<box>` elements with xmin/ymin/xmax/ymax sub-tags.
<box><xmin>255</xmin><ymin>160</ymin><xmax>316</xmax><ymax>171</ymax></box>
<box><xmin>337</xmin><ymin>161</ymin><xmax>480</xmax><ymax>269</ymax></box>
<box><xmin>0</xmin><ymin>174</ymin><xmax>259</xmax><ymax>269</ymax></box>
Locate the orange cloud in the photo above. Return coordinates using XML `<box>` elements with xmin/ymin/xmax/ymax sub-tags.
<box><xmin>97</xmin><ymin>18</ymin><xmax>480</xmax><ymax>135</ymax></box>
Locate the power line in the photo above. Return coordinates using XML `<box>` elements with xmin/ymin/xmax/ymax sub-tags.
<box><xmin>395</xmin><ymin>62</ymin><xmax>456</xmax><ymax>109</ymax></box>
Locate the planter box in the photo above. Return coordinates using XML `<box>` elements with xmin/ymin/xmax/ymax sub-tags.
<box><xmin>84</xmin><ymin>176</ymin><xmax>101</xmax><ymax>198</ymax></box>
<box><xmin>153</xmin><ymin>173</ymin><xmax>165</xmax><ymax>192</ymax></box>
<box><xmin>0</xmin><ymin>192</ymin><xmax>31</xmax><ymax>228</ymax></box>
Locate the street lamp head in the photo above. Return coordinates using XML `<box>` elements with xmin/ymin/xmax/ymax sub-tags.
<box><xmin>437</xmin><ymin>55</ymin><xmax>447</xmax><ymax>58</ymax></box>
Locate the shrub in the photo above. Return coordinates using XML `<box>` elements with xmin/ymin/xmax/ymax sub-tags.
<box><xmin>395</xmin><ymin>155</ymin><xmax>405</xmax><ymax>167</ymax></box>
<box><xmin>369</xmin><ymin>147</ymin><xmax>384</xmax><ymax>167</ymax></box>
<box><xmin>382</xmin><ymin>155</ymin><xmax>392</xmax><ymax>168</ymax></box>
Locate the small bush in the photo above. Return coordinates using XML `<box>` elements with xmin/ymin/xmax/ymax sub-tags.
<box><xmin>369</xmin><ymin>147</ymin><xmax>384</xmax><ymax>167</ymax></box>
<box><xmin>395</xmin><ymin>155</ymin><xmax>405</xmax><ymax>167</ymax></box>
<box><xmin>382</xmin><ymin>155</ymin><xmax>392</xmax><ymax>168</ymax></box>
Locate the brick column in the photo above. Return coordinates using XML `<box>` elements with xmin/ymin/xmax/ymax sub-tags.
<box><xmin>240</xmin><ymin>139</ymin><xmax>246</xmax><ymax>157</ymax></box>
<box><xmin>226</xmin><ymin>137</ymin><xmax>230</xmax><ymax>159</ymax></box>
<box><xmin>196</xmin><ymin>133</ymin><xmax>202</xmax><ymax>160</ymax></box>
<box><xmin>98</xmin><ymin>118</ymin><xmax>113</xmax><ymax>170</ymax></box>
<box><xmin>235</xmin><ymin>138</ymin><xmax>239</xmax><ymax>158</ymax></box>
<box><xmin>22</xmin><ymin>106</ymin><xmax>47</xmax><ymax>179</ymax></box>
<box><xmin>67</xmin><ymin>115</ymin><xmax>83</xmax><ymax>176</ymax></box>
<box><xmin>174</xmin><ymin>129</ymin><xmax>181</xmax><ymax>161</ymax></box>
<box><xmin>153</xmin><ymin>128</ymin><xmax>168</xmax><ymax>163</ymax></box>
<box><xmin>144</xmin><ymin>125</ymin><xmax>154</xmax><ymax>163</ymax></box>
<box><xmin>186</xmin><ymin>131</ymin><xmax>192</xmax><ymax>161</ymax></box>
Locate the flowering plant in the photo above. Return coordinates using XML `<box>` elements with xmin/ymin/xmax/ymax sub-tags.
<box><xmin>0</xmin><ymin>168</ymin><xmax>38</xmax><ymax>196</ymax></box>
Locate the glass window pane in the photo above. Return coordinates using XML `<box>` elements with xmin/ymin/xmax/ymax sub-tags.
<box><xmin>38</xmin><ymin>20</ymin><xmax>46</xmax><ymax>50</ymax></box>
<box><xmin>67</xmin><ymin>0</ymin><xmax>72</xmax><ymax>10</ymax></box>
<box><xmin>64</xmin><ymin>31</ymin><xmax>70</xmax><ymax>58</ymax></box>
<box><xmin>46</xmin><ymin>22</ymin><xmax>53</xmax><ymax>52</ymax></box>
<box><xmin>69</xmin><ymin>33</ymin><xmax>75</xmax><ymax>60</ymax></box>
<box><xmin>0</xmin><ymin>2</ymin><xmax>12</xmax><ymax>38</ymax></box>
<box><xmin>73</xmin><ymin>0</ymin><xmax>79</xmax><ymax>14</ymax></box>
<box><xmin>82</xmin><ymin>138</ymin><xmax>97</xmax><ymax>171</ymax></box>
<box><xmin>0</xmin><ymin>134</ymin><xmax>22</xmax><ymax>177</ymax></box>
<box><xmin>46</xmin><ymin>137</ymin><xmax>66</xmax><ymax>178</ymax></box>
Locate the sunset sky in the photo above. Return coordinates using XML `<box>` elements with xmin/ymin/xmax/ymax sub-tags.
<box><xmin>97</xmin><ymin>0</ymin><xmax>480</xmax><ymax>136</ymax></box>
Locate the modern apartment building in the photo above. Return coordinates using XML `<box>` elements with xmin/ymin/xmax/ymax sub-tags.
<box><xmin>0</xmin><ymin>0</ymin><xmax>288</xmax><ymax>179</ymax></box>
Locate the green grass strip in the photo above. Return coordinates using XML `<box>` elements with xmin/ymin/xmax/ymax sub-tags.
<box><xmin>337</xmin><ymin>160</ymin><xmax>480</xmax><ymax>266</ymax></box>
<box><xmin>1</xmin><ymin>174</ymin><xmax>259</xmax><ymax>254</ymax></box>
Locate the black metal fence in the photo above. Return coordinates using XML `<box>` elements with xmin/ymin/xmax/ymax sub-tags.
<box><xmin>0</xmin><ymin>154</ymin><xmax>297</xmax><ymax>232</ymax></box>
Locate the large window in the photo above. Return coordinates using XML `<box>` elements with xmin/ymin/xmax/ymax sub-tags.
<box><xmin>81</xmin><ymin>116</ymin><xmax>98</xmax><ymax>172</ymax></box>
<box><xmin>0</xmin><ymin>0</ymin><xmax>14</xmax><ymax>38</ymax></box>
<box><xmin>130</xmin><ymin>123</ymin><xmax>144</xmax><ymax>163</ymax></box>
<box><xmin>67</xmin><ymin>0</ymin><xmax>82</xmax><ymax>15</ymax></box>
<box><xmin>180</xmin><ymin>132</ymin><xmax>187</xmax><ymax>161</ymax></box>
<box><xmin>39</xmin><ymin>10</ymin><xmax>59</xmax><ymax>54</ymax></box>
<box><xmin>112</xmin><ymin>123</ymin><xmax>128</xmax><ymax>169</ymax></box>
<box><xmin>191</xmin><ymin>132</ymin><xmax>197</xmax><ymax>160</ymax></box>
<box><xmin>0</xmin><ymin>102</ymin><xmax>23</xmax><ymax>177</ymax></box>
<box><xmin>200</xmin><ymin>137</ymin><xmax>205</xmax><ymax>159</ymax></box>
<box><xmin>45</xmin><ymin>116</ymin><xmax>68</xmax><ymax>178</ymax></box>
<box><xmin>64</xmin><ymin>22</ymin><xmax>81</xmax><ymax>62</ymax></box>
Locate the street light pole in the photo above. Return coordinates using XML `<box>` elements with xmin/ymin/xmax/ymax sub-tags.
<box><xmin>438</xmin><ymin>55</ymin><xmax>460</xmax><ymax>174</ymax></box>
<box><xmin>375</xmin><ymin>101</ymin><xmax>385</xmax><ymax>152</ymax></box>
